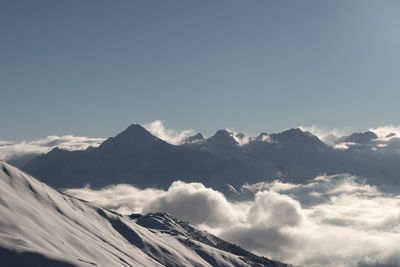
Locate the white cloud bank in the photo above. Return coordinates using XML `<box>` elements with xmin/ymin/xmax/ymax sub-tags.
<box><xmin>0</xmin><ymin>135</ymin><xmax>105</xmax><ymax>166</ymax></box>
<box><xmin>64</xmin><ymin>174</ymin><xmax>400</xmax><ymax>267</ymax></box>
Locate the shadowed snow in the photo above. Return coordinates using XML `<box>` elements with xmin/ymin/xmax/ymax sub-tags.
<box><xmin>0</xmin><ymin>161</ymin><xmax>287</xmax><ymax>267</ymax></box>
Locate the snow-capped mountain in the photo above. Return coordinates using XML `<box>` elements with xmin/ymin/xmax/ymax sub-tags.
<box><xmin>0</xmin><ymin>161</ymin><xmax>289</xmax><ymax>267</ymax></box>
<box><xmin>22</xmin><ymin>124</ymin><xmax>400</xmax><ymax>194</ymax></box>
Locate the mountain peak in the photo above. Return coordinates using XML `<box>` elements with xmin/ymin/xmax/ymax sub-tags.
<box><xmin>125</xmin><ymin>123</ymin><xmax>151</xmax><ymax>134</ymax></box>
<box><xmin>214</xmin><ymin>129</ymin><xmax>231</xmax><ymax>137</ymax></box>
<box><xmin>281</xmin><ymin>128</ymin><xmax>304</xmax><ymax>135</ymax></box>
<box><xmin>183</xmin><ymin>133</ymin><xmax>205</xmax><ymax>144</ymax></box>
<box><xmin>270</xmin><ymin>128</ymin><xmax>305</xmax><ymax>140</ymax></box>
<box><xmin>270</xmin><ymin>128</ymin><xmax>327</xmax><ymax>148</ymax></box>
<box><xmin>207</xmin><ymin>130</ymin><xmax>238</xmax><ymax>147</ymax></box>
<box><xmin>342</xmin><ymin>131</ymin><xmax>378</xmax><ymax>143</ymax></box>
<box><xmin>99</xmin><ymin>124</ymin><xmax>164</xmax><ymax>150</ymax></box>
<box><xmin>255</xmin><ymin>132</ymin><xmax>270</xmax><ymax>142</ymax></box>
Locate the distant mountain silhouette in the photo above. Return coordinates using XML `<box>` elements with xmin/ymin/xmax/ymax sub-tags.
<box><xmin>182</xmin><ymin>133</ymin><xmax>205</xmax><ymax>144</ymax></box>
<box><xmin>23</xmin><ymin>124</ymin><xmax>400</xmax><ymax>194</ymax></box>
<box><xmin>207</xmin><ymin>130</ymin><xmax>239</xmax><ymax>147</ymax></box>
<box><xmin>23</xmin><ymin>125</ymin><xmax>260</xmax><ymax>193</ymax></box>
<box><xmin>340</xmin><ymin>131</ymin><xmax>378</xmax><ymax>144</ymax></box>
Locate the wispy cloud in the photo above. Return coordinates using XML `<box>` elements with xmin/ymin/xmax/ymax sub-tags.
<box><xmin>300</xmin><ymin>125</ymin><xmax>400</xmax><ymax>155</ymax></box>
<box><xmin>0</xmin><ymin>135</ymin><xmax>105</xmax><ymax>166</ymax></box>
<box><xmin>369</xmin><ymin>125</ymin><xmax>400</xmax><ymax>142</ymax></box>
<box><xmin>298</xmin><ymin>125</ymin><xmax>350</xmax><ymax>146</ymax></box>
<box><xmin>226</xmin><ymin>130</ymin><xmax>252</xmax><ymax>146</ymax></box>
<box><xmin>65</xmin><ymin>184</ymin><xmax>164</xmax><ymax>214</ymax></box>
<box><xmin>142</xmin><ymin>120</ymin><xmax>195</xmax><ymax>145</ymax></box>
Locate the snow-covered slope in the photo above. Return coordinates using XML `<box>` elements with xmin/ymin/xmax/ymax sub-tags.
<box><xmin>0</xmin><ymin>161</ymin><xmax>288</xmax><ymax>267</ymax></box>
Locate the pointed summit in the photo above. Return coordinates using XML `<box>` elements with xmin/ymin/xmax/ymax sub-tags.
<box><xmin>99</xmin><ymin>124</ymin><xmax>164</xmax><ymax>150</ymax></box>
<box><xmin>121</xmin><ymin>124</ymin><xmax>155</xmax><ymax>139</ymax></box>
<box><xmin>207</xmin><ymin>130</ymin><xmax>238</xmax><ymax>147</ymax></box>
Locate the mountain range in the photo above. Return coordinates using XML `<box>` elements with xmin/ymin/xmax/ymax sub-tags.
<box><xmin>21</xmin><ymin>124</ymin><xmax>400</xmax><ymax>194</ymax></box>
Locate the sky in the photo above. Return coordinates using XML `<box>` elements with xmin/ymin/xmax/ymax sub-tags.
<box><xmin>1</xmin><ymin>0</ymin><xmax>400</xmax><ymax>141</ymax></box>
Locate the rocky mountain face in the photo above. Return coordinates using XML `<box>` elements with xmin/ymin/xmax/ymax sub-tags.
<box><xmin>23</xmin><ymin>125</ymin><xmax>260</xmax><ymax>193</ymax></box>
<box><xmin>22</xmin><ymin>124</ymin><xmax>400</xmax><ymax>194</ymax></box>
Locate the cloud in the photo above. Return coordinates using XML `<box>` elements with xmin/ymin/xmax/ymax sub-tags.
<box><xmin>223</xmin><ymin>129</ymin><xmax>251</xmax><ymax>146</ymax></box>
<box><xmin>143</xmin><ymin>120</ymin><xmax>196</xmax><ymax>145</ymax></box>
<box><xmin>0</xmin><ymin>135</ymin><xmax>105</xmax><ymax>167</ymax></box>
<box><xmin>332</xmin><ymin>142</ymin><xmax>357</xmax><ymax>150</ymax></box>
<box><xmin>369</xmin><ymin>125</ymin><xmax>400</xmax><ymax>142</ymax></box>
<box><xmin>65</xmin><ymin>184</ymin><xmax>164</xmax><ymax>214</ymax></box>
<box><xmin>358</xmin><ymin>251</ymin><xmax>400</xmax><ymax>267</ymax></box>
<box><xmin>143</xmin><ymin>181</ymin><xmax>235</xmax><ymax>227</ymax></box>
<box><xmin>6</xmin><ymin>122</ymin><xmax>400</xmax><ymax>265</ymax></box>
<box><xmin>298</xmin><ymin>125</ymin><xmax>350</xmax><ymax>146</ymax></box>
<box><xmin>64</xmin><ymin>175</ymin><xmax>400</xmax><ymax>267</ymax></box>
<box><xmin>299</xmin><ymin>125</ymin><xmax>400</xmax><ymax>155</ymax></box>
<box><xmin>248</xmin><ymin>190</ymin><xmax>303</xmax><ymax>228</ymax></box>
<box><xmin>237</xmin><ymin>176</ymin><xmax>400</xmax><ymax>265</ymax></box>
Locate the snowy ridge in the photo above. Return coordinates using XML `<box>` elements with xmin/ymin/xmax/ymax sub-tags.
<box><xmin>0</xmin><ymin>161</ymin><xmax>289</xmax><ymax>267</ymax></box>
<box><xmin>132</xmin><ymin>213</ymin><xmax>288</xmax><ymax>267</ymax></box>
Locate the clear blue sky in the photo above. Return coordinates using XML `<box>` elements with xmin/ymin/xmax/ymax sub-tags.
<box><xmin>1</xmin><ymin>0</ymin><xmax>400</xmax><ymax>141</ymax></box>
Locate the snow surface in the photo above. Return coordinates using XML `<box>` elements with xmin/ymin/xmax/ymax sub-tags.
<box><xmin>0</xmin><ymin>161</ymin><xmax>288</xmax><ymax>267</ymax></box>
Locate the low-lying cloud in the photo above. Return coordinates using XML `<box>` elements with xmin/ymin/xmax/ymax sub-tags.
<box><xmin>143</xmin><ymin>181</ymin><xmax>234</xmax><ymax>227</ymax></box>
<box><xmin>64</xmin><ymin>174</ymin><xmax>400</xmax><ymax>267</ymax></box>
<box><xmin>0</xmin><ymin>135</ymin><xmax>105</xmax><ymax>167</ymax></box>
<box><xmin>65</xmin><ymin>184</ymin><xmax>164</xmax><ymax>214</ymax></box>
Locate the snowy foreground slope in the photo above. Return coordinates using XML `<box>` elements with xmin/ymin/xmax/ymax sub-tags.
<box><xmin>0</xmin><ymin>162</ymin><xmax>289</xmax><ymax>267</ymax></box>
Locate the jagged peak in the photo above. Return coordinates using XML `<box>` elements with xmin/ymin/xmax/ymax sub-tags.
<box><xmin>47</xmin><ymin>146</ymin><xmax>66</xmax><ymax>153</ymax></box>
<box><xmin>99</xmin><ymin>124</ymin><xmax>165</xmax><ymax>149</ymax></box>
<box><xmin>255</xmin><ymin>132</ymin><xmax>270</xmax><ymax>142</ymax></box>
<box><xmin>275</xmin><ymin>128</ymin><xmax>317</xmax><ymax>138</ymax></box>
<box><xmin>183</xmin><ymin>133</ymin><xmax>205</xmax><ymax>144</ymax></box>
<box><xmin>342</xmin><ymin>131</ymin><xmax>378</xmax><ymax>143</ymax></box>
<box><xmin>269</xmin><ymin>128</ymin><xmax>327</xmax><ymax>147</ymax></box>
<box><xmin>279</xmin><ymin>128</ymin><xmax>305</xmax><ymax>135</ymax></box>
<box><xmin>124</xmin><ymin>124</ymin><xmax>153</xmax><ymax>135</ymax></box>
<box><xmin>207</xmin><ymin>130</ymin><xmax>239</xmax><ymax>147</ymax></box>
